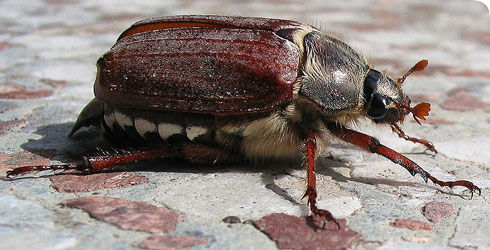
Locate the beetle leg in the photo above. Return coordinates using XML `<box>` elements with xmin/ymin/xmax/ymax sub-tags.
<box><xmin>179</xmin><ymin>143</ymin><xmax>239</xmax><ymax>165</ymax></box>
<box><xmin>6</xmin><ymin>143</ymin><xmax>238</xmax><ymax>178</ymax></box>
<box><xmin>6</xmin><ymin>146</ymin><xmax>180</xmax><ymax>177</ymax></box>
<box><xmin>390</xmin><ymin>122</ymin><xmax>437</xmax><ymax>153</ymax></box>
<box><xmin>83</xmin><ymin>147</ymin><xmax>180</xmax><ymax>170</ymax></box>
<box><xmin>82</xmin><ymin>142</ymin><xmax>237</xmax><ymax>169</ymax></box>
<box><xmin>301</xmin><ymin>133</ymin><xmax>340</xmax><ymax>230</ymax></box>
<box><xmin>6</xmin><ymin>163</ymin><xmax>85</xmax><ymax>177</ymax></box>
<box><xmin>326</xmin><ymin>122</ymin><xmax>481</xmax><ymax>198</ymax></box>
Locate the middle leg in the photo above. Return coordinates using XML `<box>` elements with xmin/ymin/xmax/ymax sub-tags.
<box><xmin>302</xmin><ymin>132</ymin><xmax>340</xmax><ymax>229</ymax></box>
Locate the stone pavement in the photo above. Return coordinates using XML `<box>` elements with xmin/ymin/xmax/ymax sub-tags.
<box><xmin>0</xmin><ymin>0</ymin><xmax>489</xmax><ymax>249</ymax></box>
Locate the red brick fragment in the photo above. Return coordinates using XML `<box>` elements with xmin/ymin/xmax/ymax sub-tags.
<box><xmin>440</xmin><ymin>87</ymin><xmax>489</xmax><ymax>111</ymax></box>
<box><xmin>0</xmin><ymin>83</ymin><xmax>52</xmax><ymax>99</ymax></box>
<box><xmin>465</xmin><ymin>31</ymin><xmax>490</xmax><ymax>46</ymax></box>
<box><xmin>138</xmin><ymin>235</ymin><xmax>209</xmax><ymax>250</ymax></box>
<box><xmin>370</xmin><ymin>10</ymin><xmax>399</xmax><ymax>22</ymax></box>
<box><xmin>50</xmin><ymin>172</ymin><xmax>148</xmax><ymax>193</ymax></box>
<box><xmin>422</xmin><ymin>201</ymin><xmax>455</xmax><ymax>222</ymax></box>
<box><xmin>254</xmin><ymin>213</ymin><xmax>360</xmax><ymax>250</ymax></box>
<box><xmin>389</xmin><ymin>219</ymin><xmax>432</xmax><ymax>231</ymax></box>
<box><xmin>62</xmin><ymin>196</ymin><xmax>179</xmax><ymax>233</ymax></box>
<box><xmin>447</xmin><ymin>87</ymin><xmax>471</xmax><ymax>96</ymax></box>
<box><xmin>0</xmin><ymin>42</ymin><xmax>21</xmax><ymax>50</ymax></box>
<box><xmin>0</xmin><ymin>119</ymin><xmax>26</xmax><ymax>135</ymax></box>
<box><xmin>0</xmin><ymin>149</ymin><xmax>55</xmax><ymax>172</ymax></box>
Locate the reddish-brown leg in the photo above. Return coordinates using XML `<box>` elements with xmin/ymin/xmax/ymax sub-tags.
<box><xmin>6</xmin><ymin>143</ymin><xmax>236</xmax><ymax>177</ymax></box>
<box><xmin>327</xmin><ymin>122</ymin><xmax>481</xmax><ymax>198</ymax></box>
<box><xmin>390</xmin><ymin>122</ymin><xmax>437</xmax><ymax>153</ymax></box>
<box><xmin>302</xmin><ymin>133</ymin><xmax>340</xmax><ymax>229</ymax></box>
<box><xmin>6</xmin><ymin>147</ymin><xmax>179</xmax><ymax>177</ymax></box>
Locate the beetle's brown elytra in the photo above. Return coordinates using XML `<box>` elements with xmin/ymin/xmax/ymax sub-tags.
<box><xmin>8</xmin><ymin>15</ymin><xmax>481</xmax><ymax>228</ymax></box>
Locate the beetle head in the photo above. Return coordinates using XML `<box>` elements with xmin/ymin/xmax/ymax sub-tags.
<box><xmin>364</xmin><ymin>60</ymin><xmax>430</xmax><ymax>125</ymax></box>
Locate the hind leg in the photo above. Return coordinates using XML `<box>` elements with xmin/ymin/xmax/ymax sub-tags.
<box><xmin>7</xmin><ymin>142</ymin><xmax>239</xmax><ymax>177</ymax></box>
<box><xmin>179</xmin><ymin>142</ymin><xmax>240</xmax><ymax>165</ymax></box>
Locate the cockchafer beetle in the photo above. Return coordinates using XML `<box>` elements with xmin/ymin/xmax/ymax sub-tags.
<box><xmin>8</xmin><ymin>15</ymin><xmax>480</xmax><ymax>228</ymax></box>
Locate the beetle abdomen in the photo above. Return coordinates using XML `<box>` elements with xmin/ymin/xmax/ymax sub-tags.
<box><xmin>102</xmin><ymin>104</ymin><xmax>217</xmax><ymax>146</ymax></box>
<box><xmin>71</xmin><ymin>99</ymin><xmax>304</xmax><ymax>160</ymax></box>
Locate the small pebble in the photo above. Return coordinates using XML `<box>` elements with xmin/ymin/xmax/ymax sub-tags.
<box><xmin>222</xmin><ymin>216</ymin><xmax>241</xmax><ymax>224</ymax></box>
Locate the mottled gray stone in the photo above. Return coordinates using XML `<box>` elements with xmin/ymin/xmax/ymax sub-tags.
<box><xmin>377</xmin><ymin>241</ymin><xmax>456</xmax><ymax>250</ymax></box>
<box><xmin>154</xmin><ymin>172</ymin><xmax>302</xmax><ymax>219</ymax></box>
<box><xmin>437</xmin><ymin>139</ymin><xmax>490</xmax><ymax>166</ymax></box>
<box><xmin>450</xmin><ymin>205</ymin><xmax>490</xmax><ymax>249</ymax></box>
<box><xmin>0</xmin><ymin>194</ymin><xmax>76</xmax><ymax>249</ymax></box>
<box><xmin>138</xmin><ymin>235</ymin><xmax>210</xmax><ymax>249</ymax></box>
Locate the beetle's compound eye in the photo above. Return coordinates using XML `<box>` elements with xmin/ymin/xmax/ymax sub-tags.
<box><xmin>364</xmin><ymin>69</ymin><xmax>388</xmax><ymax>119</ymax></box>
<box><xmin>367</xmin><ymin>93</ymin><xmax>392</xmax><ymax>119</ymax></box>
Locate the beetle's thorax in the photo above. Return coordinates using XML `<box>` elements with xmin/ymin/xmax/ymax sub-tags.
<box><xmin>295</xmin><ymin>31</ymin><xmax>408</xmax><ymax>125</ymax></box>
<box><xmin>294</xmin><ymin>31</ymin><xmax>371</xmax><ymax>125</ymax></box>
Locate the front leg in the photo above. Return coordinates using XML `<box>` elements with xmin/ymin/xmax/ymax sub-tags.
<box><xmin>302</xmin><ymin>133</ymin><xmax>340</xmax><ymax>229</ymax></box>
<box><xmin>326</xmin><ymin>122</ymin><xmax>481</xmax><ymax>198</ymax></box>
<box><xmin>389</xmin><ymin>122</ymin><xmax>437</xmax><ymax>153</ymax></box>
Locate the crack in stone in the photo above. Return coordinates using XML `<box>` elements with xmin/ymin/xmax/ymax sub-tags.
<box><xmin>447</xmin><ymin>207</ymin><xmax>477</xmax><ymax>249</ymax></box>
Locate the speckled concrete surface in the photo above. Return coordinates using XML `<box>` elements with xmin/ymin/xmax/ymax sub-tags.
<box><xmin>0</xmin><ymin>0</ymin><xmax>489</xmax><ymax>249</ymax></box>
